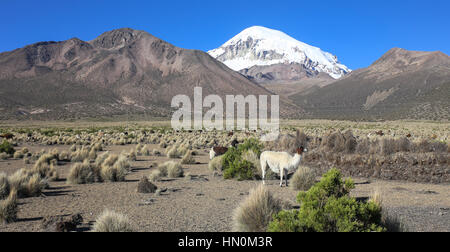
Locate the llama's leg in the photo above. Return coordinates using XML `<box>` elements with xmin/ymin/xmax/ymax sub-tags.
<box><xmin>285</xmin><ymin>169</ymin><xmax>288</xmax><ymax>187</ymax></box>
<box><xmin>279</xmin><ymin>168</ymin><xmax>283</xmax><ymax>187</ymax></box>
<box><xmin>261</xmin><ymin>160</ymin><xmax>266</xmax><ymax>185</ymax></box>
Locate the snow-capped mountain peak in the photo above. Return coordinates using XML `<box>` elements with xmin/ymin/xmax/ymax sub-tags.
<box><xmin>208</xmin><ymin>26</ymin><xmax>350</xmax><ymax>79</ymax></box>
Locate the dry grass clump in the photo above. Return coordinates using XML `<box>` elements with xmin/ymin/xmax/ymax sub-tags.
<box><xmin>166</xmin><ymin>145</ymin><xmax>180</xmax><ymax>158</ymax></box>
<box><xmin>167</xmin><ymin>161</ymin><xmax>184</xmax><ymax>178</ymax></box>
<box><xmin>152</xmin><ymin>149</ymin><xmax>161</xmax><ymax>156</ymax></box>
<box><xmin>369</xmin><ymin>188</ymin><xmax>407</xmax><ymax>232</ymax></box>
<box><xmin>369</xmin><ymin>188</ymin><xmax>383</xmax><ymax>206</ymax></box>
<box><xmin>92</xmin><ymin>210</ymin><xmax>134</xmax><ymax>232</ymax></box>
<box><xmin>58</xmin><ymin>151</ymin><xmax>71</xmax><ymax>162</ymax></box>
<box><xmin>141</xmin><ymin>145</ymin><xmax>151</xmax><ymax>156</ymax></box>
<box><xmin>148</xmin><ymin>170</ymin><xmax>162</xmax><ymax>182</ymax></box>
<box><xmin>128</xmin><ymin>149</ymin><xmax>137</xmax><ymax>161</ymax></box>
<box><xmin>208</xmin><ymin>156</ymin><xmax>223</xmax><ymax>172</ymax></box>
<box><xmin>242</xmin><ymin>150</ymin><xmax>261</xmax><ymax>171</ymax></box>
<box><xmin>166</xmin><ymin>145</ymin><xmax>189</xmax><ymax>159</ymax></box>
<box><xmin>0</xmin><ymin>189</ymin><xmax>18</xmax><ymax>224</ymax></box>
<box><xmin>71</xmin><ymin>146</ymin><xmax>90</xmax><ymax>162</ymax></box>
<box><xmin>0</xmin><ymin>152</ymin><xmax>8</xmax><ymax>160</ymax></box>
<box><xmin>232</xmin><ymin>185</ymin><xmax>282</xmax><ymax>232</ymax></box>
<box><xmin>94</xmin><ymin>152</ymin><xmax>110</xmax><ymax>167</ymax></box>
<box><xmin>8</xmin><ymin>169</ymin><xmax>47</xmax><ymax>198</ymax></box>
<box><xmin>100</xmin><ymin>154</ymin><xmax>129</xmax><ymax>182</ymax></box>
<box><xmin>181</xmin><ymin>151</ymin><xmax>195</xmax><ymax>164</ymax></box>
<box><xmin>32</xmin><ymin>153</ymin><xmax>58</xmax><ymax>181</ymax></box>
<box><xmin>0</xmin><ymin>173</ymin><xmax>10</xmax><ymax>200</ymax></box>
<box><xmin>67</xmin><ymin>160</ymin><xmax>95</xmax><ymax>185</ymax></box>
<box><xmin>322</xmin><ymin>131</ymin><xmax>346</xmax><ymax>152</ymax></box>
<box><xmin>290</xmin><ymin>166</ymin><xmax>316</xmax><ymax>191</ymax></box>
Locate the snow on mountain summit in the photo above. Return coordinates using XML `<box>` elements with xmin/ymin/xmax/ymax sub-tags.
<box><xmin>208</xmin><ymin>26</ymin><xmax>350</xmax><ymax>79</ymax></box>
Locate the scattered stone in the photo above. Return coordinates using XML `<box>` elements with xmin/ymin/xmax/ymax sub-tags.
<box><xmin>137</xmin><ymin>176</ymin><xmax>157</xmax><ymax>193</ymax></box>
<box><xmin>417</xmin><ymin>190</ymin><xmax>438</xmax><ymax>195</ymax></box>
<box><xmin>140</xmin><ymin>198</ymin><xmax>154</xmax><ymax>206</ymax></box>
<box><xmin>42</xmin><ymin>213</ymin><xmax>83</xmax><ymax>232</ymax></box>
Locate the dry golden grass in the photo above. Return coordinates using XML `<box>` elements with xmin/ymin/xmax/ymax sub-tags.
<box><xmin>232</xmin><ymin>185</ymin><xmax>282</xmax><ymax>232</ymax></box>
<box><xmin>290</xmin><ymin>166</ymin><xmax>316</xmax><ymax>191</ymax></box>
<box><xmin>181</xmin><ymin>151</ymin><xmax>195</xmax><ymax>164</ymax></box>
<box><xmin>67</xmin><ymin>160</ymin><xmax>95</xmax><ymax>185</ymax></box>
<box><xmin>0</xmin><ymin>173</ymin><xmax>10</xmax><ymax>200</ymax></box>
<box><xmin>92</xmin><ymin>210</ymin><xmax>133</xmax><ymax>232</ymax></box>
<box><xmin>0</xmin><ymin>189</ymin><xmax>18</xmax><ymax>224</ymax></box>
<box><xmin>208</xmin><ymin>156</ymin><xmax>223</xmax><ymax>172</ymax></box>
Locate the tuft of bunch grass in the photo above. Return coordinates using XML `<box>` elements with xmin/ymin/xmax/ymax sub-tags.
<box><xmin>167</xmin><ymin>161</ymin><xmax>184</xmax><ymax>178</ymax></box>
<box><xmin>100</xmin><ymin>154</ymin><xmax>129</xmax><ymax>182</ymax></box>
<box><xmin>181</xmin><ymin>151</ymin><xmax>195</xmax><ymax>164</ymax></box>
<box><xmin>0</xmin><ymin>173</ymin><xmax>10</xmax><ymax>200</ymax></box>
<box><xmin>0</xmin><ymin>189</ymin><xmax>18</xmax><ymax>224</ymax></box>
<box><xmin>0</xmin><ymin>152</ymin><xmax>8</xmax><ymax>160</ymax></box>
<box><xmin>148</xmin><ymin>170</ymin><xmax>162</xmax><ymax>182</ymax></box>
<box><xmin>208</xmin><ymin>156</ymin><xmax>223</xmax><ymax>172</ymax></box>
<box><xmin>141</xmin><ymin>145</ymin><xmax>151</xmax><ymax>156</ymax></box>
<box><xmin>8</xmin><ymin>169</ymin><xmax>47</xmax><ymax>198</ymax></box>
<box><xmin>33</xmin><ymin>153</ymin><xmax>58</xmax><ymax>181</ymax></box>
<box><xmin>290</xmin><ymin>166</ymin><xmax>316</xmax><ymax>191</ymax></box>
<box><xmin>67</xmin><ymin>160</ymin><xmax>95</xmax><ymax>185</ymax></box>
<box><xmin>92</xmin><ymin>210</ymin><xmax>133</xmax><ymax>232</ymax></box>
<box><xmin>232</xmin><ymin>185</ymin><xmax>282</xmax><ymax>232</ymax></box>
<box><xmin>71</xmin><ymin>147</ymin><xmax>90</xmax><ymax>162</ymax></box>
<box><xmin>152</xmin><ymin>149</ymin><xmax>161</xmax><ymax>156</ymax></box>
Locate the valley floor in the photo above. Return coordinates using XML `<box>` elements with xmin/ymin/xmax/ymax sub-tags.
<box><xmin>0</xmin><ymin>143</ymin><xmax>449</xmax><ymax>232</ymax></box>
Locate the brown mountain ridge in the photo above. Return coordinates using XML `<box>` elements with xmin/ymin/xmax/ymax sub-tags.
<box><xmin>290</xmin><ymin>48</ymin><xmax>450</xmax><ymax>120</ymax></box>
<box><xmin>0</xmin><ymin>28</ymin><xmax>300</xmax><ymax>120</ymax></box>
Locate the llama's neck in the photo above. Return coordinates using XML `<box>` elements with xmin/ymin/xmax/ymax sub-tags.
<box><xmin>289</xmin><ymin>154</ymin><xmax>302</xmax><ymax>169</ymax></box>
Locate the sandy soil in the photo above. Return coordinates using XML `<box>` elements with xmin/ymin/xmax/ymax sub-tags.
<box><xmin>0</xmin><ymin>143</ymin><xmax>449</xmax><ymax>232</ymax></box>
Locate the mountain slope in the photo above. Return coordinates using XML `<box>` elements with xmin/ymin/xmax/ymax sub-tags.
<box><xmin>0</xmin><ymin>28</ymin><xmax>300</xmax><ymax>120</ymax></box>
<box><xmin>290</xmin><ymin>48</ymin><xmax>450</xmax><ymax>120</ymax></box>
<box><xmin>208</xmin><ymin>26</ymin><xmax>350</xmax><ymax>82</ymax></box>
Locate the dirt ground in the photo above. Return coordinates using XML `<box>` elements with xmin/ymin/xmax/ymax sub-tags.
<box><xmin>0</xmin><ymin>143</ymin><xmax>449</xmax><ymax>232</ymax></box>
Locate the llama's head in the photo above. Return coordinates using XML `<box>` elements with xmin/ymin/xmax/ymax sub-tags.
<box><xmin>296</xmin><ymin>146</ymin><xmax>307</xmax><ymax>155</ymax></box>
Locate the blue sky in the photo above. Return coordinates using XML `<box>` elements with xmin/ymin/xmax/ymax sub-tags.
<box><xmin>1</xmin><ymin>0</ymin><xmax>449</xmax><ymax>69</ymax></box>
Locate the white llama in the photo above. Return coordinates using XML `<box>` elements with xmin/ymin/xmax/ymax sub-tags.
<box><xmin>260</xmin><ymin>147</ymin><xmax>306</xmax><ymax>187</ymax></box>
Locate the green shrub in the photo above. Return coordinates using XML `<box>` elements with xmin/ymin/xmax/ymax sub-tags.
<box><xmin>224</xmin><ymin>160</ymin><xmax>255</xmax><ymax>181</ymax></box>
<box><xmin>222</xmin><ymin>139</ymin><xmax>262</xmax><ymax>180</ymax></box>
<box><xmin>237</xmin><ymin>138</ymin><xmax>263</xmax><ymax>157</ymax></box>
<box><xmin>268</xmin><ymin>168</ymin><xmax>385</xmax><ymax>232</ymax></box>
<box><xmin>0</xmin><ymin>141</ymin><xmax>15</xmax><ymax>155</ymax></box>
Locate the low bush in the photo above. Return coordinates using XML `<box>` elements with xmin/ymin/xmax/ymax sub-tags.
<box><xmin>222</xmin><ymin>139</ymin><xmax>263</xmax><ymax>180</ymax></box>
<box><xmin>0</xmin><ymin>140</ymin><xmax>15</xmax><ymax>155</ymax></box>
<box><xmin>268</xmin><ymin>168</ymin><xmax>385</xmax><ymax>232</ymax></box>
